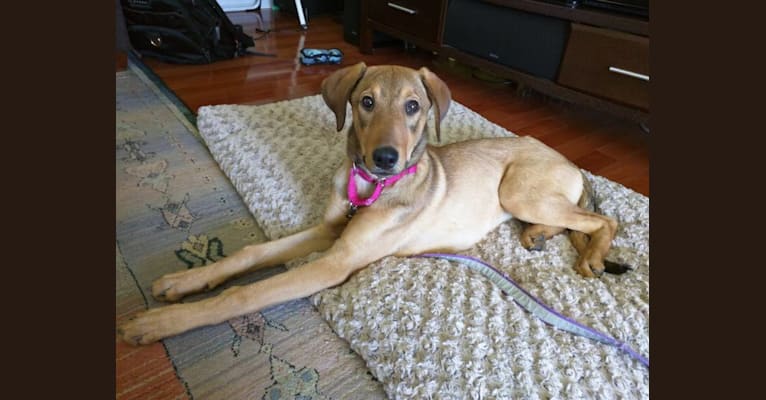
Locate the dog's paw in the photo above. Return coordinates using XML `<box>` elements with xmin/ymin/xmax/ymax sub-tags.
<box><xmin>520</xmin><ymin>225</ymin><xmax>565</xmax><ymax>252</ymax></box>
<box><xmin>152</xmin><ymin>269</ymin><xmax>216</xmax><ymax>302</ymax></box>
<box><xmin>117</xmin><ymin>307</ymin><xmax>179</xmax><ymax>345</ymax></box>
<box><xmin>575</xmin><ymin>256</ymin><xmax>633</xmax><ymax>277</ymax></box>
<box><xmin>574</xmin><ymin>254</ymin><xmax>605</xmax><ymax>278</ymax></box>
<box><xmin>521</xmin><ymin>233</ymin><xmax>546</xmax><ymax>252</ymax></box>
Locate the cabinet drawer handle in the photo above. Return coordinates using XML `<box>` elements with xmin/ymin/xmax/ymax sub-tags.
<box><xmin>608</xmin><ymin>66</ymin><xmax>649</xmax><ymax>82</ymax></box>
<box><xmin>387</xmin><ymin>2</ymin><xmax>418</xmax><ymax>15</ymax></box>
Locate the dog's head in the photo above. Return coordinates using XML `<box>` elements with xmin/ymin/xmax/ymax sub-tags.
<box><xmin>321</xmin><ymin>63</ymin><xmax>451</xmax><ymax>176</ymax></box>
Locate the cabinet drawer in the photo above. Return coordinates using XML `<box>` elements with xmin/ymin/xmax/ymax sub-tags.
<box><xmin>558</xmin><ymin>23</ymin><xmax>649</xmax><ymax>110</ymax></box>
<box><xmin>368</xmin><ymin>0</ymin><xmax>444</xmax><ymax>44</ymax></box>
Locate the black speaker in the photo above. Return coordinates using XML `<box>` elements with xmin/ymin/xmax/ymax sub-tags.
<box><xmin>444</xmin><ymin>0</ymin><xmax>570</xmax><ymax>80</ymax></box>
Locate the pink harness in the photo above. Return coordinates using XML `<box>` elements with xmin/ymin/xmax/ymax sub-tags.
<box><xmin>346</xmin><ymin>163</ymin><xmax>418</xmax><ymax>218</ymax></box>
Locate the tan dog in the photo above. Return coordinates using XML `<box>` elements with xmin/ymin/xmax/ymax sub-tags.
<box><xmin>119</xmin><ymin>63</ymin><xmax>628</xmax><ymax>345</ymax></box>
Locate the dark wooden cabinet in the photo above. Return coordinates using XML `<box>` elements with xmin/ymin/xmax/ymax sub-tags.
<box><xmin>366</xmin><ymin>1</ymin><xmax>446</xmax><ymax>45</ymax></box>
<box><xmin>359</xmin><ymin>0</ymin><xmax>649</xmax><ymax>123</ymax></box>
<box><xmin>558</xmin><ymin>23</ymin><xmax>649</xmax><ymax>111</ymax></box>
<box><xmin>360</xmin><ymin>0</ymin><xmax>448</xmax><ymax>53</ymax></box>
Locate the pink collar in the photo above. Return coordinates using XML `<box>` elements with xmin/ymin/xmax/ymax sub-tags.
<box><xmin>346</xmin><ymin>163</ymin><xmax>417</xmax><ymax>216</ymax></box>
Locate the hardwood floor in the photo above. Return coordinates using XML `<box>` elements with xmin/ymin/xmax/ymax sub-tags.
<box><xmin>141</xmin><ymin>9</ymin><xmax>649</xmax><ymax>196</ymax></box>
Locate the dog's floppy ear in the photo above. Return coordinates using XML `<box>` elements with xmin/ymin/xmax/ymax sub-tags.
<box><xmin>321</xmin><ymin>62</ymin><xmax>367</xmax><ymax>132</ymax></box>
<box><xmin>418</xmin><ymin>67</ymin><xmax>451</xmax><ymax>142</ymax></box>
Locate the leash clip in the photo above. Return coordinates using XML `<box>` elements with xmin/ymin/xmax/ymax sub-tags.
<box><xmin>346</xmin><ymin>202</ymin><xmax>358</xmax><ymax>219</ymax></box>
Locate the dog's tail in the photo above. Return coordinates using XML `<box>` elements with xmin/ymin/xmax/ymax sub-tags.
<box><xmin>569</xmin><ymin>173</ymin><xmax>632</xmax><ymax>275</ymax></box>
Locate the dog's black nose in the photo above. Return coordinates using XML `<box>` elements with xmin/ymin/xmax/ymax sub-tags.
<box><xmin>372</xmin><ymin>146</ymin><xmax>399</xmax><ymax>170</ymax></box>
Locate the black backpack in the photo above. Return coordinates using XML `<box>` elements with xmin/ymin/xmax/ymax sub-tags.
<box><xmin>121</xmin><ymin>0</ymin><xmax>255</xmax><ymax>64</ymax></box>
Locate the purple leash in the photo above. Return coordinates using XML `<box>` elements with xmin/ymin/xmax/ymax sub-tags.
<box><xmin>413</xmin><ymin>253</ymin><xmax>649</xmax><ymax>368</ymax></box>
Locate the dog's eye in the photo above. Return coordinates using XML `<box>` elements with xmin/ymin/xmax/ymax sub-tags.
<box><xmin>405</xmin><ymin>100</ymin><xmax>419</xmax><ymax>115</ymax></box>
<box><xmin>361</xmin><ymin>96</ymin><xmax>374</xmax><ymax>110</ymax></box>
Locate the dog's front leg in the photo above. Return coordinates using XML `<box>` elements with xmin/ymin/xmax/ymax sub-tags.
<box><xmin>151</xmin><ymin>223</ymin><xmax>343</xmax><ymax>302</ymax></box>
<box><xmin>119</xmin><ymin>208</ymin><xmax>405</xmax><ymax>345</ymax></box>
<box><xmin>119</xmin><ymin>251</ymin><xmax>351</xmax><ymax>345</ymax></box>
<box><xmin>152</xmin><ymin>179</ymin><xmax>352</xmax><ymax>302</ymax></box>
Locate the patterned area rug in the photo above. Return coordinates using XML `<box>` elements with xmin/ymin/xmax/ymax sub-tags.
<box><xmin>196</xmin><ymin>97</ymin><xmax>650</xmax><ymax>399</ymax></box>
<box><xmin>116</xmin><ymin>61</ymin><xmax>386</xmax><ymax>400</ymax></box>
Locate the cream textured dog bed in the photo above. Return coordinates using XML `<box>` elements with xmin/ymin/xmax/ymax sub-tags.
<box><xmin>196</xmin><ymin>96</ymin><xmax>649</xmax><ymax>399</ymax></box>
